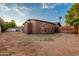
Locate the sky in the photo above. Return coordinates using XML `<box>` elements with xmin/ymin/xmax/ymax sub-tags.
<box><xmin>0</xmin><ymin>3</ymin><xmax>72</xmax><ymax>26</ymax></box>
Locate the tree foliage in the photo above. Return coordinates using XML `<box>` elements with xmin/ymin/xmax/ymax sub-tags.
<box><xmin>66</xmin><ymin>3</ymin><xmax>79</xmax><ymax>34</ymax></box>
<box><xmin>66</xmin><ymin>4</ymin><xmax>79</xmax><ymax>25</ymax></box>
<box><xmin>0</xmin><ymin>17</ymin><xmax>17</xmax><ymax>32</ymax></box>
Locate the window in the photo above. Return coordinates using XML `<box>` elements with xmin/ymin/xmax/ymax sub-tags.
<box><xmin>41</xmin><ymin>23</ymin><xmax>48</xmax><ymax>33</ymax></box>
<box><xmin>41</xmin><ymin>27</ymin><xmax>47</xmax><ymax>33</ymax></box>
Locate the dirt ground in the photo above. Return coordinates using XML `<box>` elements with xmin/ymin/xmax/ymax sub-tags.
<box><xmin>0</xmin><ymin>32</ymin><xmax>79</xmax><ymax>56</ymax></box>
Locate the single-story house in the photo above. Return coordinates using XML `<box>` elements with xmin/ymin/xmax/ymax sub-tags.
<box><xmin>23</xmin><ymin>19</ymin><xmax>61</xmax><ymax>34</ymax></box>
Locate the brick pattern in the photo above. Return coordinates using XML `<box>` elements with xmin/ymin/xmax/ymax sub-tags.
<box><xmin>23</xmin><ymin>19</ymin><xmax>59</xmax><ymax>34</ymax></box>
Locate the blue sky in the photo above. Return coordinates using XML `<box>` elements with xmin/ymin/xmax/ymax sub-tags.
<box><xmin>0</xmin><ymin>3</ymin><xmax>72</xmax><ymax>26</ymax></box>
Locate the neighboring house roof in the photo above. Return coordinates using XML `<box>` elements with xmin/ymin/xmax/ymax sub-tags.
<box><xmin>6</xmin><ymin>28</ymin><xmax>19</xmax><ymax>32</ymax></box>
<box><xmin>23</xmin><ymin>19</ymin><xmax>61</xmax><ymax>26</ymax></box>
<box><xmin>54</xmin><ymin>22</ymin><xmax>61</xmax><ymax>26</ymax></box>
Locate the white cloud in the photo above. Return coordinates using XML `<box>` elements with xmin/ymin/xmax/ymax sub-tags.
<box><xmin>0</xmin><ymin>4</ymin><xmax>28</xmax><ymax>16</ymax></box>
<box><xmin>41</xmin><ymin>3</ymin><xmax>67</xmax><ymax>9</ymax></box>
<box><xmin>42</xmin><ymin>3</ymin><xmax>49</xmax><ymax>8</ymax></box>
<box><xmin>13</xmin><ymin>4</ymin><xmax>28</xmax><ymax>16</ymax></box>
<box><xmin>42</xmin><ymin>3</ymin><xmax>55</xmax><ymax>9</ymax></box>
<box><xmin>0</xmin><ymin>4</ymin><xmax>11</xmax><ymax>11</ymax></box>
<box><xmin>14</xmin><ymin>8</ymin><xmax>25</xmax><ymax>16</ymax></box>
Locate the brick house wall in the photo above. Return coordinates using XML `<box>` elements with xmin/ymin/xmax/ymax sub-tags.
<box><xmin>23</xmin><ymin>19</ymin><xmax>59</xmax><ymax>34</ymax></box>
<box><xmin>35</xmin><ymin>20</ymin><xmax>58</xmax><ymax>34</ymax></box>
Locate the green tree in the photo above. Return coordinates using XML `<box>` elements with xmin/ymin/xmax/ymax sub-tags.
<box><xmin>10</xmin><ymin>20</ymin><xmax>17</xmax><ymax>28</ymax></box>
<box><xmin>2</xmin><ymin>22</ymin><xmax>9</xmax><ymax>32</ymax></box>
<box><xmin>0</xmin><ymin>17</ymin><xmax>17</xmax><ymax>32</ymax></box>
<box><xmin>0</xmin><ymin>17</ymin><xmax>4</xmax><ymax>26</ymax></box>
<box><xmin>66</xmin><ymin>3</ymin><xmax>79</xmax><ymax>34</ymax></box>
<box><xmin>0</xmin><ymin>17</ymin><xmax>4</xmax><ymax>32</ymax></box>
<box><xmin>7</xmin><ymin>20</ymin><xmax>17</xmax><ymax>28</ymax></box>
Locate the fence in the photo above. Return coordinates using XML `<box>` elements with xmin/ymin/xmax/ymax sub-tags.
<box><xmin>60</xmin><ymin>26</ymin><xmax>74</xmax><ymax>33</ymax></box>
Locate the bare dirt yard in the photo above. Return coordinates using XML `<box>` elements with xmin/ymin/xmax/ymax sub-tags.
<box><xmin>0</xmin><ymin>32</ymin><xmax>79</xmax><ymax>56</ymax></box>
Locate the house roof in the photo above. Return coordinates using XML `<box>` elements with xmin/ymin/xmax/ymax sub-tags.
<box><xmin>23</xmin><ymin>19</ymin><xmax>61</xmax><ymax>26</ymax></box>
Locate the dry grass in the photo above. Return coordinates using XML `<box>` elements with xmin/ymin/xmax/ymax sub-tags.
<box><xmin>0</xmin><ymin>32</ymin><xmax>79</xmax><ymax>55</ymax></box>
